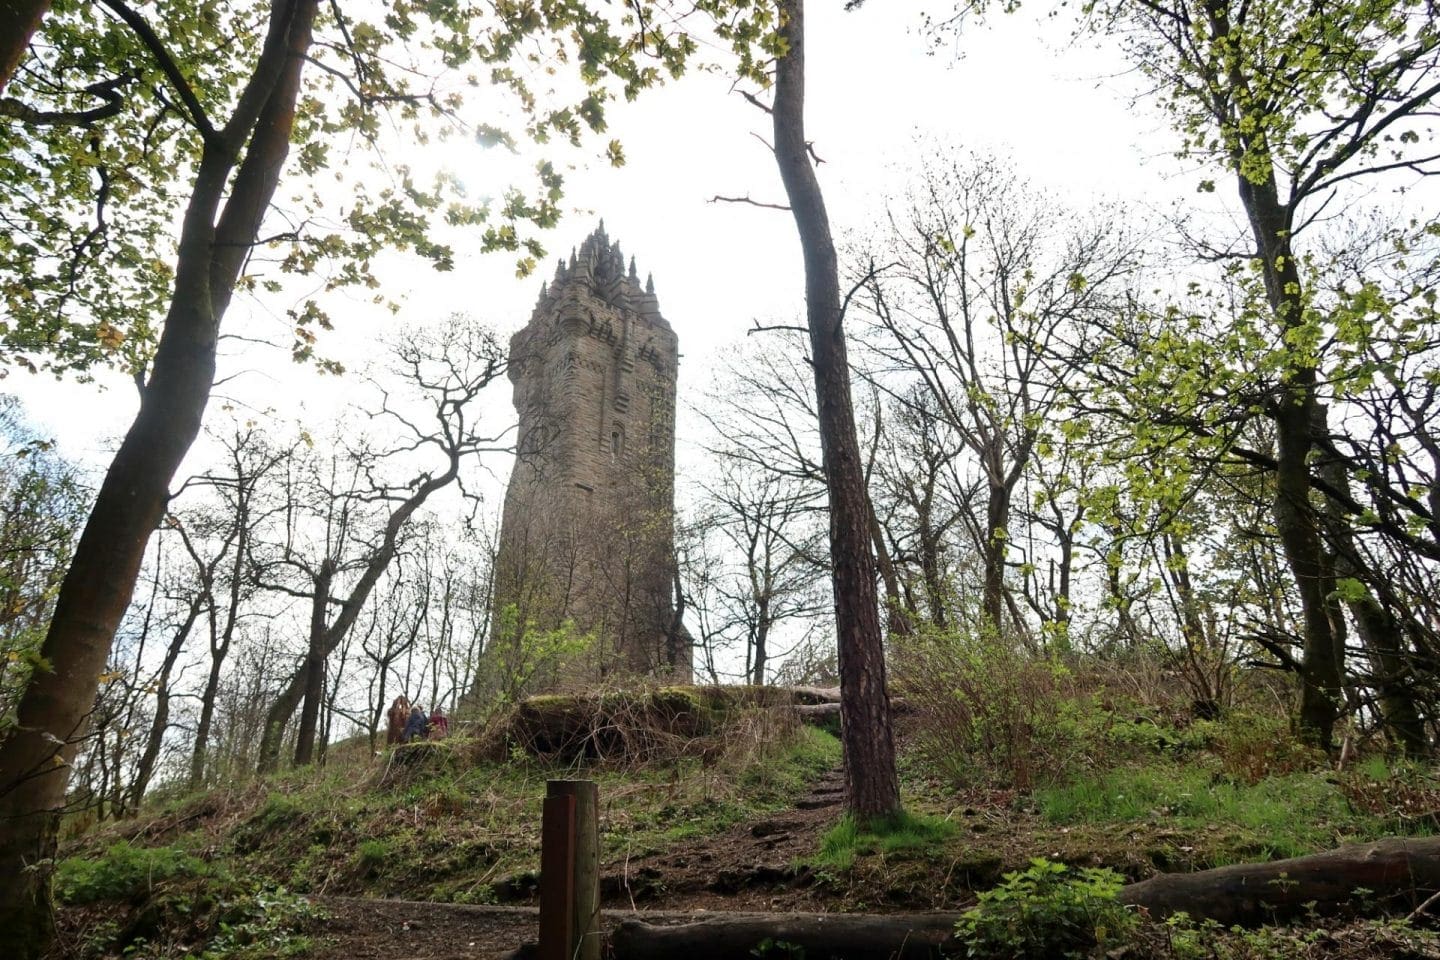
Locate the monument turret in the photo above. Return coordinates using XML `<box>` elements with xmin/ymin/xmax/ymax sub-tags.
<box><xmin>490</xmin><ymin>223</ymin><xmax>689</xmax><ymax>688</ymax></box>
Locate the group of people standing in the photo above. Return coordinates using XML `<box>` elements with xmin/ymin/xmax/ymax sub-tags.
<box><xmin>385</xmin><ymin>695</ymin><xmax>450</xmax><ymax>745</ymax></box>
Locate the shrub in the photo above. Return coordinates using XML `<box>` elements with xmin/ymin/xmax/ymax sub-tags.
<box><xmin>200</xmin><ymin>885</ymin><xmax>325</xmax><ymax>959</ymax></box>
<box><xmin>1208</xmin><ymin>710</ymin><xmax>1320</xmax><ymax>784</ymax></box>
<box><xmin>892</xmin><ymin>628</ymin><xmax>1091</xmax><ymax>789</ymax></box>
<box><xmin>956</xmin><ymin>858</ymin><xmax>1137</xmax><ymax>959</ymax></box>
<box><xmin>55</xmin><ymin>841</ymin><xmax>209</xmax><ymax>904</ymax></box>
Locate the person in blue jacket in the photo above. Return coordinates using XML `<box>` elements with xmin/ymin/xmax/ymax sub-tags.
<box><xmin>403</xmin><ymin>704</ymin><xmax>429</xmax><ymax>743</ymax></box>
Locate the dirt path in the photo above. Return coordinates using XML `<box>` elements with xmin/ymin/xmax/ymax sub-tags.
<box><xmin>310</xmin><ymin>766</ymin><xmax>849</xmax><ymax>958</ymax></box>
<box><xmin>603</xmin><ymin>765</ymin><xmax>846</xmax><ymax>912</ymax></box>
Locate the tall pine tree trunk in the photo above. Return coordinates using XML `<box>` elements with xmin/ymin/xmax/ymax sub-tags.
<box><xmin>772</xmin><ymin>0</ymin><xmax>900</xmax><ymax>824</ymax></box>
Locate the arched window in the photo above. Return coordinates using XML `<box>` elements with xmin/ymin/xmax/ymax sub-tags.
<box><xmin>610</xmin><ymin>424</ymin><xmax>625</xmax><ymax>461</ymax></box>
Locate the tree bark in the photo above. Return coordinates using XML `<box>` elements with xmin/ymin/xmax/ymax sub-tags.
<box><xmin>612</xmin><ymin>913</ymin><xmax>959</xmax><ymax>960</ymax></box>
<box><xmin>0</xmin><ymin>0</ymin><xmax>50</xmax><ymax>96</ymax></box>
<box><xmin>0</xmin><ymin>2</ymin><xmax>318</xmax><ymax>954</ymax></box>
<box><xmin>771</xmin><ymin>0</ymin><xmax>900</xmax><ymax>824</ymax></box>
<box><xmin>293</xmin><ymin>560</ymin><xmax>335</xmax><ymax>766</ymax></box>
<box><xmin>1119</xmin><ymin>836</ymin><xmax>1440</xmax><ymax>925</ymax></box>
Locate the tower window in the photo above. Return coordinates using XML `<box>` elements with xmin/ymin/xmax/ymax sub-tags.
<box><xmin>610</xmin><ymin>424</ymin><xmax>625</xmax><ymax>461</ymax></box>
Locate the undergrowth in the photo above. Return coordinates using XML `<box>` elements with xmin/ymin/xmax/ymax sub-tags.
<box><xmin>956</xmin><ymin>858</ymin><xmax>1136</xmax><ymax>960</ymax></box>
<box><xmin>59</xmin><ymin>696</ymin><xmax>839</xmax><ymax>912</ymax></box>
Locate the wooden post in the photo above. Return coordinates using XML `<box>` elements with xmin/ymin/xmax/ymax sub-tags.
<box><xmin>538</xmin><ymin>779</ymin><xmax>599</xmax><ymax>960</ymax></box>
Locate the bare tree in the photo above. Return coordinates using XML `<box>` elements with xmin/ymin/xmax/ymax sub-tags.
<box><xmin>857</xmin><ymin>154</ymin><xmax>1139</xmax><ymax>636</ymax></box>
<box><xmin>251</xmin><ymin>320</ymin><xmax>507</xmax><ymax>771</ymax></box>
<box><xmin>699</xmin><ymin>458</ymin><xmax>827</xmax><ymax>684</ymax></box>
<box><xmin>188</xmin><ymin>424</ymin><xmax>288</xmax><ymax>790</ymax></box>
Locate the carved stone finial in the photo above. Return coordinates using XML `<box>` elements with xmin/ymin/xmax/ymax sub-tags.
<box><xmin>628</xmin><ymin>256</ymin><xmax>638</xmax><ymax>281</ymax></box>
<box><xmin>645</xmin><ymin>273</ymin><xmax>655</xmax><ymax>295</ymax></box>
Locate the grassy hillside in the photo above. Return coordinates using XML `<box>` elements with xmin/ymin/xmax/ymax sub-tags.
<box><xmin>50</xmin><ymin>673</ymin><xmax>1440</xmax><ymax>960</ymax></box>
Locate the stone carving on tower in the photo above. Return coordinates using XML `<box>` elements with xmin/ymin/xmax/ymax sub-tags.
<box><xmin>489</xmin><ymin>223</ymin><xmax>689</xmax><ymax>689</ymax></box>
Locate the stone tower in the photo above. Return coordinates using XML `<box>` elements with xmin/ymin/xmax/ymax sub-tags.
<box><xmin>490</xmin><ymin>224</ymin><xmax>689</xmax><ymax>688</ymax></box>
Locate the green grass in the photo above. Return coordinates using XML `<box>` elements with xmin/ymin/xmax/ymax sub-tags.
<box><xmin>813</xmin><ymin>810</ymin><xmax>957</xmax><ymax>871</ymax></box>
<box><xmin>63</xmin><ymin>722</ymin><xmax>844</xmax><ymax>908</ymax></box>
<box><xmin>1034</xmin><ymin>761</ymin><xmax>1431</xmax><ymax>861</ymax></box>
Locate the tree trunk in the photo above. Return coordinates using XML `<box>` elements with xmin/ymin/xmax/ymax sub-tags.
<box><xmin>0</xmin><ymin>4</ymin><xmax>318</xmax><ymax>951</ymax></box>
<box><xmin>867</xmin><ymin>494</ymin><xmax>913</xmax><ymax>636</ymax></box>
<box><xmin>1318</xmin><ymin>449</ymin><xmax>1426</xmax><ymax>753</ymax></box>
<box><xmin>293</xmin><ymin>561</ymin><xmax>334</xmax><ymax>766</ymax></box>
<box><xmin>751</xmin><ymin>599</ymin><xmax>769</xmax><ymax>685</ymax></box>
<box><xmin>611</xmin><ymin>837</ymin><xmax>1440</xmax><ymax>959</ymax></box>
<box><xmin>612</xmin><ymin>912</ymin><xmax>959</xmax><ymax>960</ymax></box>
<box><xmin>0</xmin><ymin>0</ymin><xmax>50</xmax><ymax>95</ymax></box>
<box><xmin>1120</xmin><ymin>836</ymin><xmax>1440</xmax><ymax>926</ymax></box>
<box><xmin>188</xmin><ymin>647</ymin><xmax>225</xmax><ymax>790</ymax></box>
<box><xmin>129</xmin><ymin>602</ymin><xmax>202</xmax><ymax>811</ymax></box>
<box><xmin>982</xmin><ymin>468</ymin><xmax>1008</xmax><ymax>632</ymax></box>
<box><xmin>369</xmin><ymin>659</ymin><xmax>391</xmax><ymax>754</ymax></box>
<box><xmin>771</xmin><ymin>0</ymin><xmax>900</xmax><ymax>824</ymax></box>
<box><xmin>257</xmin><ymin>666</ymin><xmax>307</xmax><ymax>774</ymax></box>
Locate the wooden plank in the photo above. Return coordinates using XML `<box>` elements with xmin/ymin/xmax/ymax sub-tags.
<box><xmin>537</xmin><ymin>791</ymin><xmax>575</xmax><ymax>960</ymax></box>
<box><xmin>547</xmin><ymin>779</ymin><xmax>601</xmax><ymax>960</ymax></box>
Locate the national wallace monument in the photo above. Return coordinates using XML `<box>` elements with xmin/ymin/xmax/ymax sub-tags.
<box><xmin>490</xmin><ymin>224</ymin><xmax>691</xmax><ymax>688</ymax></box>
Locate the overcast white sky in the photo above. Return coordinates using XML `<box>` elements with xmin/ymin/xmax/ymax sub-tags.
<box><xmin>12</xmin><ymin>1</ymin><xmax>1187</xmax><ymax>484</ymax></box>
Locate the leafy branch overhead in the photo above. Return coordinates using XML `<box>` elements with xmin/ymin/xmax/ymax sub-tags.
<box><xmin>0</xmin><ymin>0</ymin><xmax>699</xmax><ymax>381</ymax></box>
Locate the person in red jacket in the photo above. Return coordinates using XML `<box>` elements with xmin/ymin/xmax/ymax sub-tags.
<box><xmin>428</xmin><ymin>705</ymin><xmax>450</xmax><ymax>739</ymax></box>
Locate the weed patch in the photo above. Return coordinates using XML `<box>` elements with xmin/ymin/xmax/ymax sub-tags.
<box><xmin>957</xmin><ymin>858</ymin><xmax>1137</xmax><ymax>960</ymax></box>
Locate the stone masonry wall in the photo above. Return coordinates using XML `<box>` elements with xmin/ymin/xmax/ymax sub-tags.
<box><xmin>490</xmin><ymin>224</ymin><xmax>689</xmax><ymax>690</ymax></box>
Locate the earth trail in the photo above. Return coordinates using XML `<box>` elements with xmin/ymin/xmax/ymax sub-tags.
<box><xmin>310</xmin><ymin>765</ymin><xmax>849</xmax><ymax>959</ymax></box>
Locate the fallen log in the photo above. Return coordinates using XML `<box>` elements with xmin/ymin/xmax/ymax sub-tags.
<box><xmin>1119</xmin><ymin>835</ymin><xmax>1440</xmax><ymax>925</ymax></box>
<box><xmin>784</xmin><ymin>685</ymin><xmax>842</xmax><ymax>704</ymax></box>
<box><xmin>611</xmin><ymin>912</ymin><xmax>962</xmax><ymax>960</ymax></box>
<box><xmin>608</xmin><ymin>837</ymin><xmax>1440</xmax><ymax>958</ymax></box>
<box><xmin>790</xmin><ymin>700</ymin><xmax>910</xmax><ymax>720</ymax></box>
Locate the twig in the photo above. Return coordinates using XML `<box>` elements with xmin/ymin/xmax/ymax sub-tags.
<box><xmin>1407</xmin><ymin>887</ymin><xmax>1440</xmax><ymax>923</ymax></box>
<box><xmin>710</xmin><ymin>195</ymin><xmax>790</xmax><ymax>210</ymax></box>
<box><xmin>740</xmin><ymin>90</ymin><xmax>772</xmax><ymax>114</ymax></box>
<box><xmin>747</xmin><ymin>322</ymin><xmax>809</xmax><ymax>335</ymax></box>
